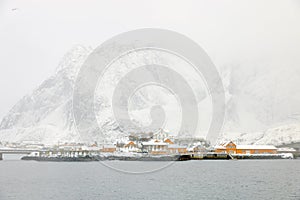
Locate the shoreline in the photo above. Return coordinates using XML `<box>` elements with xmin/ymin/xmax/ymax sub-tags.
<box><xmin>20</xmin><ymin>153</ymin><xmax>295</xmax><ymax>162</ymax></box>
<box><xmin>21</xmin><ymin>155</ymin><xmax>181</xmax><ymax>162</ymax></box>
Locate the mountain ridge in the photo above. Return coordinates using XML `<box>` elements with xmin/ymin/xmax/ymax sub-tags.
<box><xmin>0</xmin><ymin>45</ymin><xmax>299</xmax><ymax>145</ymax></box>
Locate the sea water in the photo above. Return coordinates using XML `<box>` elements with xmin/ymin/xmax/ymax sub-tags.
<box><xmin>0</xmin><ymin>159</ymin><xmax>299</xmax><ymax>200</ymax></box>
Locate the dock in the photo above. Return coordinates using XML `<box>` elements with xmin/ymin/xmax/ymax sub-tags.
<box><xmin>178</xmin><ymin>152</ymin><xmax>293</xmax><ymax>161</ymax></box>
<box><xmin>178</xmin><ymin>153</ymin><xmax>231</xmax><ymax>161</ymax></box>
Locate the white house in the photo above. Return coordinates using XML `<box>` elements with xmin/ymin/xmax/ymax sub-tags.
<box><xmin>153</xmin><ymin>128</ymin><xmax>171</xmax><ymax>141</ymax></box>
<box><xmin>122</xmin><ymin>141</ymin><xmax>139</xmax><ymax>152</ymax></box>
<box><xmin>141</xmin><ymin>140</ymin><xmax>168</xmax><ymax>154</ymax></box>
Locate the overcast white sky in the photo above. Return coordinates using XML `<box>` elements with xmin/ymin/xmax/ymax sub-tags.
<box><xmin>0</xmin><ymin>0</ymin><xmax>300</xmax><ymax>121</ymax></box>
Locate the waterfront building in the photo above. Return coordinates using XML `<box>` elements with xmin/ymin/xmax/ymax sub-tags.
<box><xmin>187</xmin><ymin>144</ymin><xmax>207</xmax><ymax>153</ymax></box>
<box><xmin>277</xmin><ymin>147</ymin><xmax>297</xmax><ymax>153</ymax></box>
<box><xmin>214</xmin><ymin>141</ymin><xmax>277</xmax><ymax>154</ymax></box>
<box><xmin>123</xmin><ymin>141</ymin><xmax>139</xmax><ymax>152</ymax></box>
<box><xmin>167</xmin><ymin>144</ymin><xmax>187</xmax><ymax>154</ymax></box>
<box><xmin>164</xmin><ymin>138</ymin><xmax>174</xmax><ymax>144</ymax></box>
<box><xmin>100</xmin><ymin>144</ymin><xmax>117</xmax><ymax>153</ymax></box>
<box><xmin>141</xmin><ymin>140</ymin><xmax>168</xmax><ymax>155</ymax></box>
<box><xmin>58</xmin><ymin>143</ymin><xmax>85</xmax><ymax>151</ymax></box>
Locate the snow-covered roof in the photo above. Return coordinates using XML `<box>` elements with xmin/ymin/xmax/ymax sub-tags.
<box><xmin>236</xmin><ymin>145</ymin><xmax>277</xmax><ymax>150</ymax></box>
<box><xmin>168</xmin><ymin>144</ymin><xmax>187</xmax><ymax>149</ymax></box>
<box><xmin>124</xmin><ymin>141</ymin><xmax>136</xmax><ymax>147</ymax></box>
<box><xmin>141</xmin><ymin>141</ymin><xmax>168</xmax><ymax>146</ymax></box>
<box><xmin>214</xmin><ymin>145</ymin><xmax>226</xmax><ymax>149</ymax></box>
<box><xmin>223</xmin><ymin>141</ymin><xmax>235</xmax><ymax>146</ymax></box>
<box><xmin>102</xmin><ymin>145</ymin><xmax>116</xmax><ymax>148</ymax></box>
<box><xmin>277</xmin><ymin>147</ymin><xmax>296</xmax><ymax>152</ymax></box>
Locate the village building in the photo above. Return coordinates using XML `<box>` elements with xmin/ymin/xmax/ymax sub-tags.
<box><xmin>164</xmin><ymin>138</ymin><xmax>174</xmax><ymax>144</ymax></box>
<box><xmin>168</xmin><ymin>144</ymin><xmax>187</xmax><ymax>154</ymax></box>
<box><xmin>188</xmin><ymin>144</ymin><xmax>207</xmax><ymax>153</ymax></box>
<box><xmin>29</xmin><ymin>151</ymin><xmax>40</xmax><ymax>157</ymax></box>
<box><xmin>214</xmin><ymin>141</ymin><xmax>277</xmax><ymax>154</ymax></box>
<box><xmin>21</xmin><ymin>140</ymin><xmax>44</xmax><ymax>149</ymax></box>
<box><xmin>141</xmin><ymin>140</ymin><xmax>168</xmax><ymax>155</ymax></box>
<box><xmin>58</xmin><ymin>143</ymin><xmax>85</xmax><ymax>151</ymax></box>
<box><xmin>100</xmin><ymin>144</ymin><xmax>117</xmax><ymax>153</ymax></box>
<box><xmin>153</xmin><ymin>129</ymin><xmax>169</xmax><ymax>141</ymax></box>
<box><xmin>90</xmin><ymin>143</ymin><xmax>98</xmax><ymax>147</ymax></box>
<box><xmin>123</xmin><ymin>141</ymin><xmax>139</xmax><ymax>152</ymax></box>
<box><xmin>277</xmin><ymin>147</ymin><xmax>297</xmax><ymax>154</ymax></box>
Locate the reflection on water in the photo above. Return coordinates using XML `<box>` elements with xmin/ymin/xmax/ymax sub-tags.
<box><xmin>0</xmin><ymin>160</ymin><xmax>299</xmax><ymax>200</ymax></box>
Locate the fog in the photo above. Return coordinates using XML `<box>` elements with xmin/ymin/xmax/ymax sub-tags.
<box><xmin>0</xmin><ymin>0</ymin><xmax>300</xmax><ymax>123</ymax></box>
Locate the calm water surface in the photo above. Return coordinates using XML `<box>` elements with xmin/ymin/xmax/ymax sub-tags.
<box><xmin>0</xmin><ymin>159</ymin><xmax>299</xmax><ymax>200</ymax></box>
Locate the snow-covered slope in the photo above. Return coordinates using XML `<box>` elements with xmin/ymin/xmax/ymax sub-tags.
<box><xmin>220</xmin><ymin>124</ymin><xmax>300</xmax><ymax>146</ymax></box>
<box><xmin>0</xmin><ymin>45</ymin><xmax>92</xmax><ymax>144</ymax></box>
<box><xmin>0</xmin><ymin>45</ymin><xmax>299</xmax><ymax>145</ymax></box>
<box><xmin>0</xmin><ymin>45</ymin><xmax>211</xmax><ymax>144</ymax></box>
<box><xmin>220</xmin><ymin>62</ymin><xmax>300</xmax><ymax>133</ymax></box>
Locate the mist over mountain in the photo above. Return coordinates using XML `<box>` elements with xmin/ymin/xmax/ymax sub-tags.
<box><xmin>221</xmin><ymin>62</ymin><xmax>300</xmax><ymax>132</ymax></box>
<box><xmin>0</xmin><ymin>45</ymin><xmax>299</xmax><ymax>145</ymax></box>
<box><xmin>0</xmin><ymin>46</ymin><xmax>91</xmax><ymax>144</ymax></box>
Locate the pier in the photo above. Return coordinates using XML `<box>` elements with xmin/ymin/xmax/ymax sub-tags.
<box><xmin>178</xmin><ymin>153</ymin><xmax>232</xmax><ymax>161</ymax></box>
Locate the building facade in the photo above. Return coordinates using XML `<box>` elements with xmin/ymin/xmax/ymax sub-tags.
<box><xmin>215</xmin><ymin>141</ymin><xmax>277</xmax><ymax>154</ymax></box>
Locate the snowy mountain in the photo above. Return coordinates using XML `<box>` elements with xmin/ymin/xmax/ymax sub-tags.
<box><xmin>0</xmin><ymin>45</ymin><xmax>92</xmax><ymax>144</ymax></box>
<box><xmin>220</xmin><ymin>124</ymin><xmax>300</xmax><ymax>146</ymax></box>
<box><xmin>0</xmin><ymin>45</ymin><xmax>299</xmax><ymax>145</ymax></box>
